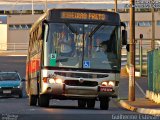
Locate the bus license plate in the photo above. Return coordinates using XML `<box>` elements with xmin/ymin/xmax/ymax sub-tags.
<box><xmin>3</xmin><ymin>90</ymin><xmax>11</xmax><ymax>94</ymax></box>
<box><xmin>100</xmin><ymin>87</ymin><xmax>113</xmax><ymax>92</ymax></box>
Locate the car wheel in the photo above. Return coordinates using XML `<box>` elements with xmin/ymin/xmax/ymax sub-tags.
<box><xmin>100</xmin><ymin>97</ymin><xmax>110</xmax><ymax>110</ymax></box>
<box><xmin>19</xmin><ymin>93</ymin><xmax>22</xmax><ymax>98</ymax></box>
<box><xmin>38</xmin><ymin>95</ymin><xmax>49</xmax><ymax>107</ymax></box>
<box><xmin>29</xmin><ymin>94</ymin><xmax>37</xmax><ymax>106</ymax></box>
<box><xmin>78</xmin><ymin>100</ymin><xmax>86</xmax><ymax>108</ymax></box>
<box><xmin>87</xmin><ymin>99</ymin><xmax>95</xmax><ymax>109</ymax></box>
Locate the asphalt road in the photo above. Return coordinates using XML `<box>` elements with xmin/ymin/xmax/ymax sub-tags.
<box><xmin>0</xmin><ymin>97</ymin><xmax>137</xmax><ymax>120</ymax></box>
<box><xmin>0</xmin><ymin>56</ymin><xmax>148</xmax><ymax>120</ymax></box>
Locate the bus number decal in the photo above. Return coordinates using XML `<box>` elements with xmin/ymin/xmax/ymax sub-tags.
<box><xmin>50</xmin><ymin>53</ymin><xmax>57</xmax><ymax>66</ymax></box>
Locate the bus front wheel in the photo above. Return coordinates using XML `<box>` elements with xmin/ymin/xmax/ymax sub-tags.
<box><xmin>38</xmin><ymin>95</ymin><xmax>49</xmax><ymax>107</ymax></box>
<box><xmin>29</xmin><ymin>94</ymin><xmax>37</xmax><ymax>106</ymax></box>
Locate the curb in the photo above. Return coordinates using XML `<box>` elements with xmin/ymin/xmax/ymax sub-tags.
<box><xmin>119</xmin><ymin>100</ymin><xmax>137</xmax><ymax>112</ymax></box>
<box><xmin>119</xmin><ymin>100</ymin><xmax>160</xmax><ymax>115</ymax></box>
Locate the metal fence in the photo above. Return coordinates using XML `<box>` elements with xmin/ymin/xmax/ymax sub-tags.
<box><xmin>0</xmin><ymin>43</ymin><xmax>28</xmax><ymax>51</ymax></box>
<box><xmin>125</xmin><ymin>39</ymin><xmax>160</xmax><ymax>76</ymax></box>
<box><xmin>148</xmin><ymin>48</ymin><xmax>160</xmax><ymax>93</ymax></box>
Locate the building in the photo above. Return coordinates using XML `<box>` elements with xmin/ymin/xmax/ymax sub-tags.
<box><xmin>0</xmin><ymin>0</ymin><xmax>160</xmax><ymax>50</ymax></box>
<box><xmin>0</xmin><ymin>14</ymin><xmax>40</xmax><ymax>50</ymax></box>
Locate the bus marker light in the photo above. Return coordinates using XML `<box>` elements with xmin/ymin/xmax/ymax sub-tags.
<box><xmin>43</xmin><ymin>77</ymin><xmax>48</xmax><ymax>83</ymax></box>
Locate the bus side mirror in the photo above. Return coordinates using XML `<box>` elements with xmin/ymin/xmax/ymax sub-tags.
<box><xmin>41</xmin><ymin>24</ymin><xmax>45</xmax><ymax>40</ymax></box>
<box><xmin>122</xmin><ymin>30</ymin><xmax>127</xmax><ymax>45</ymax></box>
<box><xmin>21</xmin><ymin>78</ymin><xmax>26</xmax><ymax>82</ymax></box>
<box><xmin>41</xmin><ymin>20</ymin><xmax>48</xmax><ymax>40</ymax></box>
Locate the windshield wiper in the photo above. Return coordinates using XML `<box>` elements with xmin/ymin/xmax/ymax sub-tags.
<box><xmin>89</xmin><ymin>22</ymin><xmax>104</xmax><ymax>38</ymax></box>
<box><xmin>65</xmin><ymin>23</ymin><xmax>78</xmax><ymax>35</ymax></box>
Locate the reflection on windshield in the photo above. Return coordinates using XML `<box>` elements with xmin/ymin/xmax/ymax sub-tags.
<box><xmin>0</xmin><ymin>73</ymin><xmax>20</xmax><ymax>81</ymax></box>
<box><xmin>44</xmin><ymin>23</ymin><xmax>121</xmax><ymax>70</ymax></box>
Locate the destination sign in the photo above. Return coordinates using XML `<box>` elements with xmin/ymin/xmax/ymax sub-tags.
<box><xmin>61</xmin><ymin>12</ymin><xmax>106</xmax><ymax>21</ymax></box>
<box><xmin>49</xmin><ymin>9</ymin><xmax>120</xmax><ymax>25</ymax></box>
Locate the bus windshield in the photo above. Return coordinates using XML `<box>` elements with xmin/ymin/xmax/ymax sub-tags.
<box><xmin>44</xmin><ymin>22</ymin><xmax>121</xmax><ymax>71</ymax></box>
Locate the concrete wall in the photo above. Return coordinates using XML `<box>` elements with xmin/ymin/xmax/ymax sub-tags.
<box><xmin>7</xmin><ymin>14</ymin><xmax>40</xmax><ymax>24</ymax></box>
<box><xmin>7</xmin><ymin>14</ymin><xmax>41</xmax><ymax>49</ymax></box>
<box><xmin>0</xmin><ymin>24</ymin><xmax>7</xmax><ymax>50</ymax></box>
<box><xmin>120</xmin><ymin>12</ymin><xmax>160</xmax><ymax>39</ymax></box>
<box><xmin>1</xmin><ymin>12</ymin><xmax>160</xmax><ymax>50</ymax></box>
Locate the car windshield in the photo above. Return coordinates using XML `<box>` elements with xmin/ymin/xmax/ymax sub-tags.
<box><xmin>0</xmin><ymin>73</ymin><xmax>20</xmax><ymax>81</ymax></box>
<box><xmin>44</xmin><ymin>22</ymin><xmax>121</xmax><ymax>71</ymax></box>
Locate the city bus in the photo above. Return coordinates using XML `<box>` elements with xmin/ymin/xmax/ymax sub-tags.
<box><xmin>26</xmin><ymin>8</ymin><xmax>127</xmax><ymax>110</ymax></box>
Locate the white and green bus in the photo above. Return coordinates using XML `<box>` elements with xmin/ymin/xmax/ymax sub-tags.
<box><xmin>26</xmin><ymin>8</ymin><xmax>127</xmax><ymax>110</ymax></box>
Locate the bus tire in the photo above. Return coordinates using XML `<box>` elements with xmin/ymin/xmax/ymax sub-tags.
<box><xmin>29</xmin><ymin>94</ymin><xmax>37</xmax><ymax>106</ymax></box>
<box><xmin>100</xmin><ymin>97</ymin><xmax>109</xmax><ymax>110</ymax></box>
<box><xmin>78</xmin><ymin>100</ymin><xmax>86</xmax><ymax>108</ymax></box>
<box><xmin>87</xmin><ymin>99</ymin><xmax>95</xmax><ymax>109</ymax></box>
<box><xmin>38</xmin><ymin>95</ymin><xmax>49</xmax><ymax>107</ymax></box>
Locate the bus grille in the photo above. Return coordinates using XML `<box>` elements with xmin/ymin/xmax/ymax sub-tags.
<box><xmin>64</xmin><ymin>80</ymin><xmax>98</xmax><ymax>87</ymax></box>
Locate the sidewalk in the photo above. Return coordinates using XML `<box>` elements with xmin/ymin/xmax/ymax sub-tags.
<box><xmin>120</xmin><ymin>68</ymin><xmax>160</xmax><ymax>115</ymax></box>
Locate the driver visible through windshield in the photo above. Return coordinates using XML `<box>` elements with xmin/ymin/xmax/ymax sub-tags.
<box><xmin>44</xmin><ymin>22</ymin><xmax>121</xmax><ymax>71</ymax></box>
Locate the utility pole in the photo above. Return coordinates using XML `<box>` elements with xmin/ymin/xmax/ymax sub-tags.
<box><xmin>129</xmin><ymin>0</ymin><xmax>135</xmax><ymax>101</ymax></box>
<box><xmin>151</xmin><ymin>0</ymin><xmax>155</xmax><ymax>50</ymax></box>
<box><xmin>32</xmin><ymin>0</ymin><xmax>34</xmax><ymax>15</ymax></box>
<box><xmin>115</xmin><ymin>0</ymin><xmax>117</xmax><ymax>12</ymax></box>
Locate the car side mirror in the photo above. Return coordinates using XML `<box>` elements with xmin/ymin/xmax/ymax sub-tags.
<box><xmin>41</xmin><ymin>20</ymin><xmax>48</xmax><ymax>40</ymax></box>
<box><xmin>21</xmin><ymin>78</ymin><xmax>26</xmax><ymax>82</ymax></box>
<box><xmin>41</xmin><ymin>24</ymin><xmax>45</xmax><ymax>40</ymax></box>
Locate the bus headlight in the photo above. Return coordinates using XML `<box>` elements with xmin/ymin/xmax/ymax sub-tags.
<box><xmin>48</xmin><ymin>78</ymin><xmax>55</xmax><ymax>84</ymax></box>
<box><xmin>55</xmin><ymin>78</ymin><xmax>63</xmax><ymax>84</ymax></box>
<box><xmin>48</xmin><ymin>78</ymin><xmax>63</xmax><ymax>84</ymax></box>
<box><xmin>101</xmin><ymin>81</ymin><xmax>115</xmax><ymax>87</ymax></box>
<box><xmin>102</xmin><ymin>82</ymin><xmax>108</xmax><ymax>86</ymax></box>
<box><xmin>108</xmin><ymin>81</ymin><xmax>115</xmax><ymax>87</ymax></box>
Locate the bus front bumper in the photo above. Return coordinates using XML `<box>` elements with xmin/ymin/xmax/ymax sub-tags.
<box><xmin>41</xmin><ymin>83</ymin><xmax>118</xmax><ymax>99</ymax></box>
